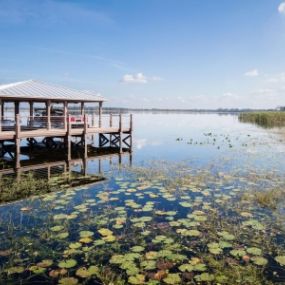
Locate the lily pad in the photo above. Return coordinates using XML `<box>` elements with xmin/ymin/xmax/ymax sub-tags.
<box><xmin>58</xmin><ymin>277</ymin><xmax>78</xmax><ymax>285</ymax></box>
<box><xmin>195</xmin><ymin>273</ymin><xmax>215</xmax><ymax>282</ymax></box>
<box><xmin>163</xmin><ymin>273</ymin><xmax>181</xmax><ymax>284</ymax></box>
<box><xmin>79</xmin><ymin>231</ymin><xmax>94</xmax><ymax>238</ymax></box>
<box><xmin>58</xmin><ymin>259</ymin><xmax>77</xmax><ymax>269</ymax></box>
<box><xmin>128</xmin><ymin>274</ymin><xmax>145</xmax><ymax>284</ymax></box>
<box><xmin>252</xmin><ymin>257</ymin><xmax>268</xmax><ymax>266</ymax></box>
<box><xmin>247</xmin><ymin>247</ymin><xmax>262</xmax><ymax>256</ymax></box>
<box><xmin>131</xmin><ymin>246</ymin><xmax>145</xmax><ymax>253</ymax></box>
<box><xmin>50</xmin><ymin>225</ymin><xmax>64</xmax><ymax>232</ymax></box>
<box><xmin>275</xmin><ymin>256</ymin><xmax>285</xmax><ymax>266</ymax></box>
<box><xmin>6</xmin><ymin>266</ymin><xmax>25</xmax><ymax>275</ymax></box>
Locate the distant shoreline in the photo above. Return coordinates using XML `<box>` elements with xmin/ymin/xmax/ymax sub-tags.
<box><xmin>103</xmin><ymin>107</ymin><xmax>283</xmax><ymax>114</ymax></box>
<box><xmin>2</xmin><ymin>106</ymin><xmax>284</xmax><ymax>114</ymax></box>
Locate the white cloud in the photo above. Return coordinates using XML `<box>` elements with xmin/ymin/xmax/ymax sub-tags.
<box><xmin>267</xmin><ymin>72</ymin><xmax>285</xmax><ymax>83</ymax></box>
<box><xmin>278</xmin><ymin>2</ymin><xmax>285</xmax><ymax>14</ymax></box>
<box><xmin>121</xmin><ymin>73</ymin><xmax>162</xmax><ymax>84</ymax></box>
<box><xmin>244</xmin><ymin>69</ymin><xmax>259</xmax><ymax>77</ymax></box>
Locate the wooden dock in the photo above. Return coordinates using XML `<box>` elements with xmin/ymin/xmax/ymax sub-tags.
<box><xmin>0</xmin><ymin>80</ymin><xmax>133</xmax><ymax>169</ymax></box>
<box><xmin>0</xmin><ymin>113</ymin><xmax>133</xmax><ymax>169</ymax></box>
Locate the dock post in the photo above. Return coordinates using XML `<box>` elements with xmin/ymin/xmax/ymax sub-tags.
<box><xmin>15</xmin><ymin>114</ymin><xmax>21</xmax><ymax>169</ymax></box>
<box><xmin>130</xmin><ymin>114</ymin><xmax>133</xmax><ymax>151</ymax></box>
<box><xmin>98</xmin><ymin>158</ymin><xmax>102</xmax><ymax>174</ymax></box>
<box><xmin>83</xmin><ymin>157</ymin><xmax>87</xmax><ymax>176</ymax></box>
<box><xmin>119</xmin><ymin>152</ymin><xmax>122</xmax><ymax>165</ymax></box>
<box><xmin>119</xmin><ymin>114</ymin><xmax>123</xmax><ymax>153</ymax></box>
<box><xmin>67</xmin><ymin>115</ymin><xmax>71</xmax><ymax>161</ymax></box>
<box><xmin>84</xmin><ymin>114</ymin><xmax>88</xmax><ymax>158</ymax></box>
<box><xmin>129</xmin><ymin>152</ymin><xmax>133</xmax><ymax>167</ymax></box>
<box><xmin>109</xmin><ymin>113</ymin><xmax>113</xmax><ymax>147</ymax></box>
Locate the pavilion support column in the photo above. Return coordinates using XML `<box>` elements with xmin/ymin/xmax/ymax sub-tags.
<box><xmin>47</xmin><ymin>100</ymin><xmax>51</xmax><ymax>130</ymax></box>
<box><xmin>99</xmin><ymin>102</ymin><xmax>102</xmax><ymax>128</ymax></box>
<box><xmin>0</xmin><ymin>99</ymin><xmax>2</xmax><ymax>132</ymax></box>
<box><xmin>81</xmin><ymin>102</ymin><xmax>84</xmax><ymax>116</ymax></box>
<box><xmin>29</xmin><ymin>101</ymin><xmax>34</xmax><ymax>127</ymax></box>
<box><xmin>1</xmin><ymin>100</ymin><xmax>4</xmax><ymax>120</ymax></box>
<box><xmin>29</xmin><ymin>101</ymin><xmax>34</xmax><ymax>117</ymax></box>
<box><xmin>67</xmin><ymin>115</ymin><xmax>72</xmax><ymax>161</ymax></box>
<box><xmin>83</xmin><ymin>114</ymin><xmax>88</xmax><ymax>159</ymax></box>
<box><xmin>15</xmin><ymin>101</ymin><xmax>19</xmax><ymax>122</ymax></box>
<box><xmin>15</xmin><ymin>114</ymin><xmax>21</xmax><ymax>169</ymax></box>
<box><xmin>64</xmin><ymin>101</ymin><xmax>68</xmax><ymax>130</ymax></box>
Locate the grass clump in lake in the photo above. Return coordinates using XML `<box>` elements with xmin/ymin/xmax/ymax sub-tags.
<box><xmin>0</xmin><ymin>161</ymin><xmax>285</xmax><ymax>284</ymax></box>
<box><xmin>239</xmin><ymin>112</ymin><xmax>285</xmax><ymax>128</ymax></box>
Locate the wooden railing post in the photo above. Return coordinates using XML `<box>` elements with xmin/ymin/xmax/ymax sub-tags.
<box><xmin>47</xmin><ymin>100</ymin><xmax>51</xmax><ymax>130</ymax></box>
<box><xmin>109</xmin><ymin>113</ymin><xmax>113</xmax><ymax>127</ymax></box>
<box><xmin>130</xmin><ymin>114</ymin><xmax>133</xmax><ymax>131</ymax></box>
<box><xmin>84</xmin><ymin>114</ymin><xmax>88</xmax><ymax>133</ymax></box>
<box><xmin>119</xmin><ymin>114</ymin><xmax>123</xmax><ymax>131</ymax></box>
<box><xmin>67</xmin><ymin>114</ymin><xmax>71</xmax><ymax>134</ymax></box>
<box><xmin>99</xmin><ymin>102</ymin><xmax>102</xmax><ymax>128</ymax></box>
<box><xmin>16</xmin><ymin>114</ymin><xmax>21</xmax><ymax>138</ymax></box>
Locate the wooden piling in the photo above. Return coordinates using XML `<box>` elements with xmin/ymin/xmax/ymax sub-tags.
<box><xmin>119</xmin><ymin>114</ymin><xmax>123</xmax><ymax>153</ymax></box>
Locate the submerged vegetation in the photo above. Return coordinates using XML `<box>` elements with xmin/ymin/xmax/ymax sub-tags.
<box><xmin>0</xmin><ymin>160</ymin><xmax>285</xmax><ymax>284</ymax></box>
<box><xmin>239</xmin><ymin>112</ymin><xmax>285</xmax><ymax>128</ymax></box>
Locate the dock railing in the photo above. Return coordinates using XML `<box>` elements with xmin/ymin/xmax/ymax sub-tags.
<box><xmin>0</xmin><ymin>113</ymin><xmax>133</xmax><ymax>135</ymax></box>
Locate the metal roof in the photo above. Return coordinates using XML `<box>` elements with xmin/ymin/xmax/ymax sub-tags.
<box><xmin>0</xmin><ymin>80</ymin><xmax>105</xmax><ymax>102</ymax></box>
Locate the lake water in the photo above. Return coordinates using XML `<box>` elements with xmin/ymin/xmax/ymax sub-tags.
<box><xmin>1</xmin><ymin>113</ymin><xmax>285</xmax><ymax>285</ymax></box>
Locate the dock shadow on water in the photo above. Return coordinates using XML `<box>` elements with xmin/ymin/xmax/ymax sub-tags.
<box><xmin>1</xmin><ymin>113</ymin><xmax>285</xmax><ymax>284</ymax></box>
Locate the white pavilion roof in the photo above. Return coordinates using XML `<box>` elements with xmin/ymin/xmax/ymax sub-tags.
<box><xmin>0</xmin><ymin>80</ymin><xmax>105</xmax><ymax>102</ymax></box>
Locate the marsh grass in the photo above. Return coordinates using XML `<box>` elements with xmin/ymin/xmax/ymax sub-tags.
<box><xmin>239</xmin><ymin>112</ymin><xmax>285</xmax><ymax>128</ymax></box>
<box><xmin>242</xmin><ymin>188</ymin><xmax>285</xmax><ymax>210</ymax></box>
<box><xmin>0</xmin><ymin>173</ymin><xmax>51</xmax><ymax>203</ymax></box>
<box><xmin>0</xmin><ymin>172</ymin><xmax>104</xmax><ymax>203</ymax></box>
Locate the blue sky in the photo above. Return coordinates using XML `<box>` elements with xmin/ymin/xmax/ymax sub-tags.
<box><xmin>0</xmin><ymin>0</ymin><xmax>285</xmax><ymax>109</ymax></box>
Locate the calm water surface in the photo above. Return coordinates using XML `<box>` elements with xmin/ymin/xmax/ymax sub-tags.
<box><xmin>1</xmin><ymin>113</ymin><xmax>285</xmax><ymax>285</ymax></box>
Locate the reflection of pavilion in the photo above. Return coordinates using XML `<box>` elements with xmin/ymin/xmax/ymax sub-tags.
<box><xmin>0</xmin><ymin>148</ymin><xmax>132</xmax><ymax>183</ymax></box>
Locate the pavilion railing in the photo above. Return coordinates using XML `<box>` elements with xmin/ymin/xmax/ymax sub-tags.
<box><xmin>0</xmin><ymin>114</ymin><xmax>133</xmax><ymax>134</ymax></box>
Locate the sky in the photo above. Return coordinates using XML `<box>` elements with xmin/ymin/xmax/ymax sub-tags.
<box><xmin>0</xmin><ymin>0</ymin><xmax>285</xmax><ymax>109</ymax></box>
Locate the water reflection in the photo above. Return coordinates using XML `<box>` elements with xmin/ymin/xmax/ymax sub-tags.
<box><xmin>0</xmin><ymin>113</ymin><xmax>285</xmax><ymax>285</ymax></box>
